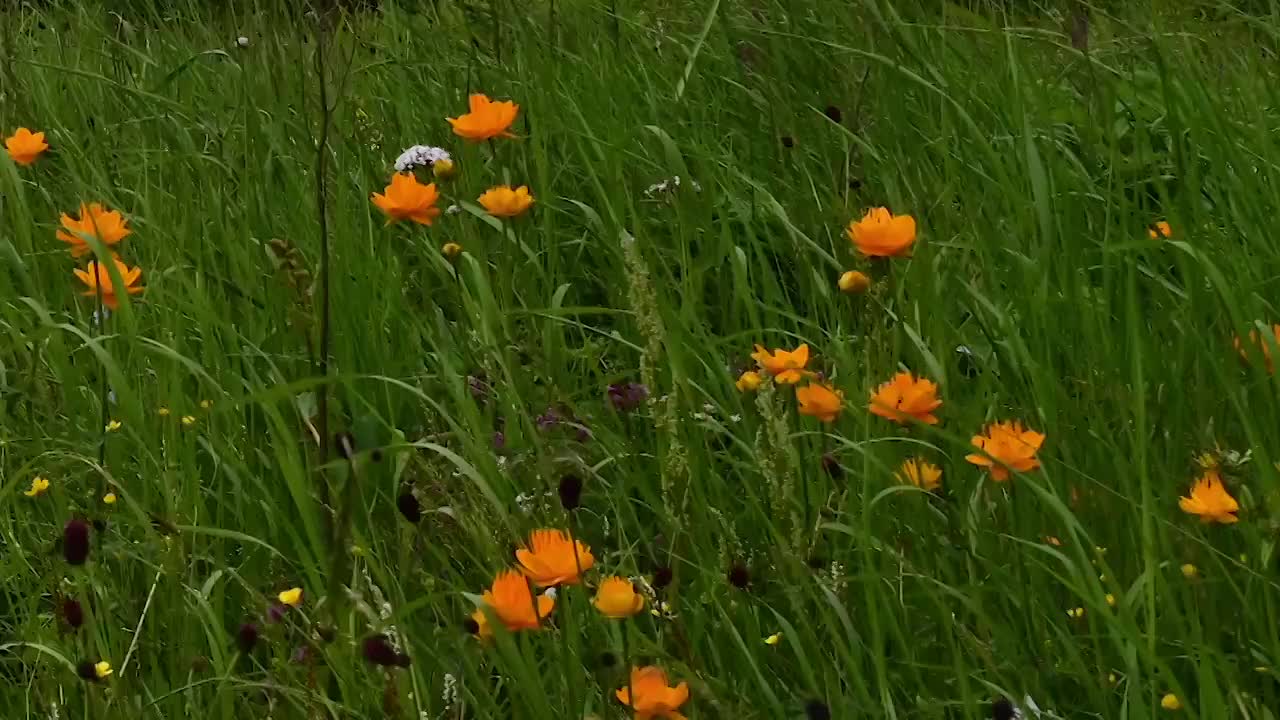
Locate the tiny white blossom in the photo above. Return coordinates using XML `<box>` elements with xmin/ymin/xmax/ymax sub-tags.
<box><xmin>394</xmin><ymin>145</ymin><xmax>451</xmax><ymax>172</ymax></box>
<box><xmin>446</xmin><ymin>204</ymin><xmax>462</xmax><ymax>215</ymax></box>
<box><xmin>236</xmin><ymin>36</ymin><xmax>250</xmax><ymax>47</ymax></box>
<box><xmin>543</xmin><ymin>587</ymin><xmax>557</xmax><ymax>600</ymax></box>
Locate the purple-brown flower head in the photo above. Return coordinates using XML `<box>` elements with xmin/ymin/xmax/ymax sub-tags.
<box><xmin>558</xmin><ymin>474</ymin><xmax>584</xmax><ymax>511</ymax></box>
<box><xmin>61</xmin><ymin>598</ymin><xmax>84</xmax><ymax>630</ymax></box>
<box><xmin>607</xmin><ymin>382</ymin><xmax>649</xmax><ymax>413</ymax></box>
<box><xmin>397</xmin><ymin>491</ymin><xmax>422</xmax><ymax>523</ymax></box>
<box><xmin>63</xmin><ymin>519</ymin><xmax>90</xmax><ymax>565</ymax></box>
<box><xmin>237</xmin><ymin>623</ymin><xmax>260</xmax><ymax>653</ymax></box>
<box><xmin>362</xmin><ymin>634</ymin><xmax>411</xmax><ymax>667</ymax></box>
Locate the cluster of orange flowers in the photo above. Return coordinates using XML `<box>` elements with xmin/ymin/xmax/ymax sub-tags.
<box><xmin>6</xmin><ymin>128</ymin><xmax>144</xmax><ymax>310</ymax></box>
<box><xmin>471</xmin><ymin>529</ymin><xmax>688</xmax><ymax>718</ymax></box>
<box><xmin>369</xmin><ymin>95</ymin><xmax>535</xmax><ymax>249</ymax></box>
<box><xmin>739</xmin><ymin>341</ymin><xmax>1046</xmax><ymax>490</ymax></box>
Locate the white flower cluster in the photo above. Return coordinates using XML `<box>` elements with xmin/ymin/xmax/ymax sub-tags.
<box><xmin>394</xmin><ymin>145</ymin><xmax>451</xmax><ymax>172</ymax></box>
<box><xmin>644</xmin><ymin>175</ymin><xmax>702</xmax><ymax>196</ymax></box>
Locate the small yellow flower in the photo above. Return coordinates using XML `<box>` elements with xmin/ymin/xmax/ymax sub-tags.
<box><xmin>735</xmin><ymin>370</ymin><xmax>763</xmax><ymax>392</ymax></box>
<box><xmin>432</xmin><ymin>157</ymin><xmax>456</xmax><ymax>179</ymax></box>
<box><xmin>181</xmin><ymin>415</ymin><xmax>196</xmax><ymax>427</ymax></box>
<box><xmin>1180</xmin><ymin>563</ymin><xmax>1199</xmax><ymax>579</ymax></box>
<box><xmin>895</xmin><ymin>458</ymin><xmax>942</xmax><ymax>491</ymax></box>
<box><xmin>105</xmin><ymin>420</ymin><xmax>122</xmax><ymax>432</ymax></box>
<box><xmin>94</xmin><ymin>661</ymin><xmax>113</xmax><ymax>679</ymax></box>
<box><xmin>25</xmin><ymin>476</ymin><xmax>51</xmax><ymax>497</ymax></box>
<box><xmin>157</xmin><ymin>407</ymin><xmax>171</xmax><ymax>416</ymax></box>
<box><xmin>763</xmin><ymin>632</ymin><xmax>783</xmax><ymax>646</ymax></box>
<box><xmin>1105</xmin><ymin>593</ymin><xmax>1116</xmax><ymax>607</ymax></box>
<box><xmin>199</xmin><ymin>399</ymin><xmax>212</xmax><ymax>410</ymax></box>
<box><xmin>103</xmin><ymin>492</ymin><xmax>117</xmax><ymax>505</ymax></box>
<box><xmin>278</xmin><ymin>587</ymin><xmax>303</xmax><ymax>607</ymax></box>
<box><xmin>442</xmin><ymin>242</ymin><xmax>463</xmax><ymax>259</ymax></box>
<box><xmin>1160</xmin><ymin>693</ymin><xmax>1182</xmax><ymax>711</ymax></box>
<box><xmin>1095</xmin><ymin>546</ymin><xmax>1108</xmax><ymax>555</ymax></box>
<box><xmin>1066</xmin><ymin>607</ymin><xmax>1085</xmax><ymax>618</ymax></box>
<box><xmin>478</xmin><ymin>185</ymin><xmax>535</xmax><ymax>218</ymax></box>
<box><xmin>1107</xmin><ymin>672</ymin><xmax>1118</xmax><ymax>685</ymax></box>
<box><xmin>593</xmin><ymin>577</ymin><xmax>645</xmax><ymax>619</ymax></box>
<box><xmin>838</xmin><ymin>270</ymin><xmax>871</xmax><ymax>294</ymax></box>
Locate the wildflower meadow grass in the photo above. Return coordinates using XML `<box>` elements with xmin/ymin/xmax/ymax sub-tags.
<box><xmin>3</xmin><ymin>1</ymin><xmax>1280</xmax><ymax>718</ymax></box>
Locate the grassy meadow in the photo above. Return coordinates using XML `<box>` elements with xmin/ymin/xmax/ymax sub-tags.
<box><xmin>4</xmin><ymin>0</ymin><xmax>1280</xmax><ymax>717</ymax></box>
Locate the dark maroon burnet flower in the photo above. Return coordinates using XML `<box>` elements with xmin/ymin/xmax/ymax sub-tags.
<box><xmin>652</xmin><ymin>566</ymin><xmax>674</xmax><ymax>590</ymax></box>
<box><xmin>467</xmin><ymin>374</ymin><xmax>489</xmax><ymax>400</ymax></box>
<box><xmin>557</xmin><ymin>474</ymin><xmax>584</xmax><ymax>511</ymax></box>
<box><xmin>492</xmin><ymin>431</ymin><xmax>506</xmax><ymax>450</ymax></box>
<box><xmin>992</xmin><ymin>698</ymin><xmax>1016</xmax><ymax>720</ymax></box>
<box><xmin>237</xmin><ymin>623</ymin><xmax>260</xmax><ymax>653</ymax></box>
<box><xmin>61</xmin><ymin>598</ymin><xmax>84</xmax><ymax>629</ymax></box>
<box><xmin>76</xmin><ymin>660</ymin><xmax>100</xmax><ymax>682</ymax></box>
<box><xmin>823</xmin><ymin>105</ymin><xmax>843</xmax><ymax>123</ymax></box>
<box><xmin>727</xmin><ymin>563</ymin><xmax>751</xmax><ymax>589</ymax></box>
<box><xmin>805</xmin><ymin>700</ymin><xmax>832</xmax><ymax>720</ymax></box>
<box><xmin>536</xmin><ymin>407</ymin><xmax>562</xmax><ymax>431</ymax></box>
<box><xmin>362</xmin><ymin>634</ymin><xmax>411</xmax><ymax>667</ymax></box>
<box><xmin>821</xmin><ymin>453</ymin><xmax>843</xmax><ymax>480</ymax></box>
<box><xmin>397</xmin><ymin>491</ymin><xmax>422</xmax><ymax>523</ymax></box>
<box><xmin>63</xmin><ymin>519</ymin><xmax>90</xmax><ymax>565</ymax></box>
<box><xmin>607</xmin><ymin>382</ymin><xmax>649</xmax><ymax>412</ymax></box>
<box><xmin>267</xmin><ymin>603</ymin><xmax>288</xmax><ymax>624</ymax></box>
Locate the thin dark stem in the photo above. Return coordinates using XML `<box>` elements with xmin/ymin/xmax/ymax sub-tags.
<box><xmin>314</xmin><ymin>9</ymin><xmax>334</xmax><ymax>477</ymax></box>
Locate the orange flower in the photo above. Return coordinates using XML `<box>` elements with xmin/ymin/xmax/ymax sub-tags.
<box><xmin>750</xmin><ymin>343</ymin><xmax>810</xmax><ymax>384</ymax></box>
<box><xmin>895</xmin><ymin>458</ymin><xmax>942</xmax><ymax>491</ymax></box>
<box><xmin>478</xmin><ymin>185</ymin><xmax>534</xmax><ymax>217</ymax></box>
<box><xmin>868</xmin><ymin>372</ymin><xmax>942</xmax><ymax>425</ymax></box>
<box><xmin>516</xmin><ymin>529</ymin><xmax>594</xmax><ymax>586</ymax></box>
<box><xmin>594</xmin><ymin>576</ymin><xmax>645</xmax><ymax>618</ymax></box>
<box><xmin>57</xmin><ymin>203</ymin><xmax>132</xmax><ymax>259</ymax></box>
<box><xmin>1234</xmin><ymin>324</ymin><xmax>1280</xmax><ymax>374</ymax></box>
<box><xmin>447</xmin><ymin>94</ymin><xmax>519</xmax><ymax>142</ymax></box>
<box><xmin>480</xmin><ymin>570</ymin><xmax>555</xmax><ymax>631</ymax></box>
<box><xmin>73</xmin><ymin>256</ymin><xmax>143</xmax><ymax>310</ymax></box>
<box><xmin>965</xmin><ymin>421</ymin><xmax>1045</xmax><ymax>481</ymax></box>
<box><xmin>5</xmin><ymin>127</ymin><xmax>49</xmax><ymax>166</ymax></box>
<box><xmin>1179</xmin><ymin>470</ymin><xmax>1239</xmax><ymax>524</ymax></box>
<box><xmin>796</xmin><ymin>383</ymin><xmax>843</xmax><ymax>423</ymax></box>
<box><xmin>616</xmin><ymin>666</ymin><xmax>690</xmax><ymax>720</ymax></box>
<box><xmin>371</xmin><ymin>173</ymin><xmax>441</xmax><ymax>225</ymax></box>
<box><xmin>847</xmin><ymin>207</ymin><xmax>916</xmax><ymax>257</ymax></box>
<box><xmin>1148</xmin><ymin>221</ymin><xmax>1173</xmax><ymax>240</ymax></box>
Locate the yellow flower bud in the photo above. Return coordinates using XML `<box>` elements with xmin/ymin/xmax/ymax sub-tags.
<box><xmin>1160</xmin><ymin>693</ymin><xmax>1182</xmax><ymax>711</ymax></box>
<box><xmin>1180</xmin><ymin>563</ymin><xmax>1198</xmax><ymax>579</ymax></box>
<box><xmin>442</xmin><ymin>242</ymin><xmax>463</xmax><ymax>259</ymax></box>
<box><xmin>735</xmin><ymin>370</ymin><xmax>764</xmax><ymax>392</ymax></box>
<box><xmin>432</xmin><ymin>158</ymin><xmax>456</xmax><ymax>179</ymax></box>
<box><xmin>838</xmin><ymin>270</ymin><xmax>871</xmax><ymax>294</ymax></box>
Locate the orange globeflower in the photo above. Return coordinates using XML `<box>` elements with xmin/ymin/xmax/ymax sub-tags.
<box><xmin>868</xmin><ymin>372</ymin><xmax>942</xmax><ymax>425</ymax></box>
<box><xmin>1148</xmin><ymin>221</ymin><xmax>1173</xmax><ymax>240</ymax></box>
<box><xmin>57</xmin><ymin>203</ymin><xmax>132</xmax><ymax>259</ymax></box>
<box><xmin>750</xmin><ymin>343</ymin><xmax>810</xmax><ymax>384</ymax></box>
<box><xmin>480</xmin><ymin>570</ymin><xmax>555</xmax><ymax>631</ymax></box>
<box><xmin>896</xmin><ymin>458</ymin><xmax>942</xmax><ymax>491</ymax></box>
<box><xmin>5</xmin><ymin>127</ymin><xmax>49</xmax><ymax>166</ymax></box>
<box><xmin>847</xmin><ymin>207</ymin><xmax>916</xmax><ymax>257</ymax></box>
<box><xmin>447</xmin><ymin>94</ymin><xmax>519</xmax><ymax>142</ymax></box>
<box><xmin>516</xmin><ymin>529</ymin><xmax>595</xmax><ymax>586</ymax></box>
<box><xmin>1179</xmin><ymin>470</ymin><xmax>1239</xmax><ymax>524</ymax></box>
<box><xmin>594</xmin><ymin>576</ymin><xmax>645</xmax><ymax>618</ymax></box>
<box><xmin>1234</xmin><ymin>324</ymin><xmax>1280</xmax><ymax>374</ymax></box>
<box><xmin>796</xmin><ymin>383</ymin><xmax>843</xmax><ymax>423</ymax></box>
<box><xmin>371</xmin><ymin>173</ymin><xmax>441</xmax><ymax>225</ymax></box>
<box><xmin>965</xmin><ymin>421</ymin><xmax>1045</xmax><ymax>481</ymax></box>
<box><xmin>478</xmin><ymin>185</ymin><xmax>534</xmax><ymax>217</ymax></box>
<box><xmin>74</xmin><ymin>256</ymin><xmax>143</xmax><ymax>310</ymax></box>
<box><xmin>616</xmin><ymin>666</ymin><xmax>690</xmax><ymax>720</ymax></box>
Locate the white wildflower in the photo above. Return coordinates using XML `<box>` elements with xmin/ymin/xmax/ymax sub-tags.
<box><xmin>394</xmin><ymin>145</ymin><xmax>451</xmax><ymax>172</ymax></box>
<box><xmin>441</xmin><ymin>673</ymin><xmax>459</xmax><ymax>707</ymax></box>
<box><xmin>236</xmin><ymin>36</ymin><xmax>250</xmax><ymax>48</ymax></box>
